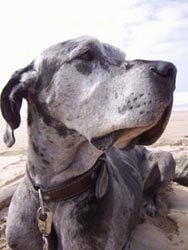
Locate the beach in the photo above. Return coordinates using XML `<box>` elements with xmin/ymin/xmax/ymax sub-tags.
<box><xmin>0</xmin><ymin>110</ymin><xmax>188</xmax><ymax>249</ymax></box>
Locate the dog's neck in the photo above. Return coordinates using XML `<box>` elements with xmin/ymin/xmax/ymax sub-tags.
<box><xmin>27</xmin><ymin>112</ymin><xmax>102</xmax><ymax>189</ymax></box>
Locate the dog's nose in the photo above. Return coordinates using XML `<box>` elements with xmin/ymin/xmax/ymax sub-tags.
<box><xmin>150</xmin><ymin>62</ymin><xmax>177</xmax><ymax>80</ymax></box>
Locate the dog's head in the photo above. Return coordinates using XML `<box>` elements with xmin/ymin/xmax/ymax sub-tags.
<box><xmin>1</xmin><ymin>36</ymin><xmax>176</xmax><ymax>149</ymax></box>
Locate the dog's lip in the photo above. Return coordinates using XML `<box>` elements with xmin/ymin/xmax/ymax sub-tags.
<box><xmin>136</xmin><ymin>102</ymin><xmax>172</xmax><ymax>145</ymax></box>
<box><xmin>91</xmin><ymin>102</ymin><xmax>172</xmax><ymax>151</ymax></box>
<box><xmin>116</xmin><ymin>102</ymin><xmax>172</xmax><ymax>149</ymax></box>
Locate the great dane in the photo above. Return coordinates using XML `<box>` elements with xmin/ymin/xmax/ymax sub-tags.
<box><xmin>1</xmin><ymin>36</ymin><xmax>176</xmax><ymax>249</ymax></box>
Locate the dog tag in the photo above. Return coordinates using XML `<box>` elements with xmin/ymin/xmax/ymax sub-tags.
<box><xmin>37</xmin><ymin>206</ymin><xmax>53</xmax><ymax>236</ymax></box>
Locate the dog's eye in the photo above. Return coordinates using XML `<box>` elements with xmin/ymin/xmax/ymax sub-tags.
<box><xmin>78</xmin><ymin>51</ymin><xmax>93</xmax><ymax>61</ymax></box>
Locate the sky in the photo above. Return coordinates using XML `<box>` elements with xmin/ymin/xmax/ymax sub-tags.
<box><xmin>0</xmin><ymin>0</ymin><xmax>188</xmax><ymax>108</ymax></box>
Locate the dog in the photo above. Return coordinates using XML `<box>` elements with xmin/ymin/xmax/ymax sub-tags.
<box><xmin>1</xmin><ymin>36</ymin><xmax>176</xmax><ymax>249</ymax></box>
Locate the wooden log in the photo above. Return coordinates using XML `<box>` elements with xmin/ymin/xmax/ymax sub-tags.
<box><xmin>0</xmin><ymin>178</ymin><xmax>23</xmax><ymax>210</ymax></box>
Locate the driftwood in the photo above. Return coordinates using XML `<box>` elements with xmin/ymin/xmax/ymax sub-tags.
<box><xmin>0</xmin><ymin>177</ymin><xmax>23</xmax><ymax>210</ymax></box>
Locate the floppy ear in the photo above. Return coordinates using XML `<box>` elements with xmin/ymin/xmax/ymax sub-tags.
<box><xmin>1</xmin><ymin>63</ymin><xmax>38</xmax><ymax>147</ymax></box>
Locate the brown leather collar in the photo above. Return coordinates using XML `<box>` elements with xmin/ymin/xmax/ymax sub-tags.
<box><xmin>27</xmin><ymin>159</ymin><xmax>103</xmax><ymax>202</ymax></box>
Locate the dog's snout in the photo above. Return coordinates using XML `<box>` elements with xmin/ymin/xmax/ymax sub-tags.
<box><xmin>150</xmin><ymin>62</ymin><xmax>177</xmax><ymax>79</ymax></box>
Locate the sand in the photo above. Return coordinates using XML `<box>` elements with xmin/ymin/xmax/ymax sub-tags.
<box><xmin>0</xmin><ymin>111</ymin><xmax>188</xmax><ymax>249</ymax></box>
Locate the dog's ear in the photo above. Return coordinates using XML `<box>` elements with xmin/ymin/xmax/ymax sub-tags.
<box><xmin>1</xmin><ymin>63</ymin><xmax>38</xmax><ymax>147</ymax></box>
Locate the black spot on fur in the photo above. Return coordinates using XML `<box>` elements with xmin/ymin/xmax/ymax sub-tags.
<box><xmin>29</xmin><ymin>161</ymin><xmax>36</xmax><ymax>172</ymax></box>
<box><xmin>41</xmin><ymin>165</ymin><xmax>48</xmax><ymax>171</ymax></box>
<box><xmin>75</xmin><ymin>62</ymin><xmax>92</xmax><ymax>75</ymax></box>
<box><xmin>28</xmin><ymin>110</ymin><xmax>33</xmax><ymax>126</ymax></box>
<box><xmin>37</xmin><ymin>103</ymin><xmax>53</xmax><ymax>127</ymax></box>
<box><xmin>55</xmin><ymin>125</ymin><xmax>69</xmax><ymax>136</ymax></box>
<box><xmin>118</xmin><ymin>105</ymin><xmax>127</xmax><ymax>114</ymax></box>
<box><xmin>40</xmin><ymin>152</ymin><xmax>44</xmax><ymax>157</ymax></box>
<box><xmin>115</xmin><ymin>92</ymin><xmax>118</xmax><ymax>99</ymax></box>
<box><xmin>42</xmin><ymin>159</ymin><xmax>50</xmax><ymax>165</ymax></box>
<box><xmin>32</xmin><ymin>141</ymin><xmax>40</xmax><ymax>155</ymax></box>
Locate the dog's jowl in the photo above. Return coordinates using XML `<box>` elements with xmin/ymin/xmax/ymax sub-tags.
<box><xmin>1</xmin><ymin>36</ymin><xmax>176</xmax><ymax>250</ymax></box>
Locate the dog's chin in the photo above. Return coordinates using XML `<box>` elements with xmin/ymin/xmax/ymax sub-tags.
<box><xmin>91</xmin><ymin>103</ymin><xmax>172</xmax><ymax>151</ymax></box>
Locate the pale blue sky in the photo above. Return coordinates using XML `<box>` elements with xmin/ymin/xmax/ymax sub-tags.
<box><xmin>0</xmin><ymin>0</ymin><xmax>187</xmax><ymax>97</ymax></box>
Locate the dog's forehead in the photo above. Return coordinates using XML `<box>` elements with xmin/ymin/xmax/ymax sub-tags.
<box><xmin>102</xmin><ymin>43</ymin><xmax>125</xmax><ymax>62</ymax></box>
<box><xmin>40</xmin><ymin>36</ymin><xmax>125</xmax><ymax>63</ymax></box>
<box><xmin>67</xmin><ymin>36</ymin><xmax>125</xmax><ymax>61</ymax></box>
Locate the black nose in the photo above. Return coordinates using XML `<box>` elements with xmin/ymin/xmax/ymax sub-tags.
<box><xmin>150</xmin><ymin>61</ymin><xmax>177</xmax><ymax>79</ymax></box>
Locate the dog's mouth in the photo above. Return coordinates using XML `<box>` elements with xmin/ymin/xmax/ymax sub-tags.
<box><xmin>91</xmin><ymin>103</ymin><xmax>172</xmax><ymax>151</ymax></box>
